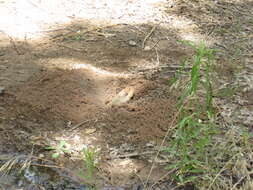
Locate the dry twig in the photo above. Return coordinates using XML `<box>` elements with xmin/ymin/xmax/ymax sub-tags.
<box><xmin>57</xmin><ymin>44</ymin><xmax>86</xmax><ymax>52</ymax></box>
<box><xmin>142</xmin><ymin>23</ymin><xmax>161</xmax><ymax>49</ymax></box>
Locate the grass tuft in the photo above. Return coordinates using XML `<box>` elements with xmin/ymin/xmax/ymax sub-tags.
<box><xmin>164</xmin><ymin>41</ymin><xmax>253</xmax><ymax>190</ymax></box>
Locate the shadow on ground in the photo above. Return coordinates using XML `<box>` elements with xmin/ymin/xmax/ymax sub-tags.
<box><xmin>0</xmin><ymin>21</ymin><xmax>191</xmax><ymax>188</ymax></box>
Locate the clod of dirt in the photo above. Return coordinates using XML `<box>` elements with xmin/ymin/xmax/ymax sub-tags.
<box><xmin>109</xmin><ymin>87</ymin><xmax>134</xmax><ymax>106</ymax></box>
<box><xmin>144</xmin><ymin>46</ymin><xmax>151</xmax><ymax>51</ymax></box>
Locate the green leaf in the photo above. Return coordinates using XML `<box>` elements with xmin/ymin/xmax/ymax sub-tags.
<box><xmin>61</xmin><ymin>149</ymin><xmax>70</xmax><ymax>154</ymax></box>
<box><xmin>52</xmin><ymin>152</ymin><xmax>60</xmax><ymax>158</ymax></box>
<box><xmin>59</xmin><ymin>140</ymin><xmax>66</xmax><ymax>148</ymax></box>
<box><xmin>181</xmin><ymin>176</ymin><xmax>198</xmax><ymax>184</ymax></box>
<box><xmin>166</xmin><ymin>163</ymin><xmax>179</xmax><ymax>170</ymax></box>
<box><xmin>45</xmin><ymin>146</ymin><xmax>55</xmax><ymax>150</ymax></box>
<box><xmin>190</xmin><ymin>168</ymin><xmax>205</xmax><ymax>173</ymax></box>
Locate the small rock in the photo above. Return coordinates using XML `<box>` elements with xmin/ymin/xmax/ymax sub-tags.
<box><xmin>145</xmin><ymin>142</ymin><xmax>155</xmax><ymax>148</ymax></box>
<box><xmin>67</xmin><ymin>121</ymin><xmax>72</xmax><ymax>128</ymax></box>
<box><xmin>0</xmin><ymin>87</ymin><xmax>5</xmax><ymax>95</ymax></box>
<box><xmin>129</xmin><ymin>40</ymin><xmax>137</xmax><ymax>46</ymax></box>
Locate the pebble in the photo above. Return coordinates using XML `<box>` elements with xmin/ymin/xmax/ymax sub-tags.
<box><xmin>145</xmin><ymin>142</ymin><xmax>155</xmax><ymax>148</ymax></box>
<box><xmin>129</xmin><ymin>40</ymin><xmax>137</xmax><ymax>46</ymax></box>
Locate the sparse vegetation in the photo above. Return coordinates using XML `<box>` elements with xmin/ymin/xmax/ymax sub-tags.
<box><xmin>45</xmin><ymin>140</ymin><xmax>70</xmax><ymax>159</ymax></box>
<box><xmin>165</xmin><ymin>41</ymin><xmax>253</xmax><ymax>190</ymax></box>
<box><xmin>79</xmin><ymin>146</ymin><xmax>98</xmax><ymax>189</ymax></box>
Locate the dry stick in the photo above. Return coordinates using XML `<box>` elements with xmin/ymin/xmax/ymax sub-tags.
<box><xmin>144</xmin><ymin>103</ymin><xmax>185</xmax><ymax>190</ymax></box>
<box><xmin>142</xmin><ymin>23</ymin><xmax>161</xmax><ymax>49</ymax></box>
<box><xmin>57</xmin><ymin>44</ymin><xmax>86</xmax><ymax>52</ymax></box>
<box><xmin>155</xmin><ymin>48</ymin><xmax>160</xmax><ymax>66</ymax></box>
<box><xmin>135</xmin><ymin>172</ymin><xmax>146</xmax><ymax>189</ymax></box>
<box><xmin>149</xmin><ymin>39</ymin><xmax>161</xmax><ymax>50</ymax></box>
<box><xmin>207</xmin><ymin>25</ymin><xmax>216</xmax><ymax>36</ymax></box>
<box><xmin>150</xmin><ymin>169</ymin><xmax>176</xmax><ymax>189</ymax></box>
<box><xmin>231</xmin><ymin>175</ymin><xmax>247</xmax><ymax>190</ymax></box>
<box><xmin>0</xmin><ymin>154</ymin><xmax>59</xmax><ymax>169</ymax></box>
<box><xmin>115</xmin><ymin>151</ymin><xmax>154</xmax><ymax>159</ymax></box>
<box><xmin>19</xmin><ymin>147</ymin><xmax>34</xmax><ymax>172</ymax></box>
<box><xmin>8</xmin><ymin>36</ymin><xmax>22</xmax><ymax>55</ymax></box>
<box><xmin>69</xmin><ymin>120</ymin><xmax>89</xmax><ymax>131</ymax></box>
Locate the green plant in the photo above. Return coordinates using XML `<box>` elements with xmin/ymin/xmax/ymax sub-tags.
<box><xmin>163</xmin><ymin>41</ymin><xmax>253</xmax><ymax>190</ymax></box>
<box><xmin>165</xmin><ymin>41</ymin><xmax>217</xmax><ymax>186</ymax></box>
<box><xmin>74</xmin><ymin>35</ymin><xmax>82</xmax><ymax>41</ymax></box>
<box><xmin>168</xmin><ymin>59</ymin><xmax>188</xmax><ymax>86</ymax></box>
<box><xmin>166</xmin><ymin>114</ymin><xmax>217</xmax><ymax>185</ymax></box>
<box><xmin>79</xmin><ymin>146</ymin><xmax>98</xmax><ymax>187</ymax></box>
<box><xmin>45</xmin><ymin>140</ymin><xmax>70</xmax><ymax>158</ymax></box>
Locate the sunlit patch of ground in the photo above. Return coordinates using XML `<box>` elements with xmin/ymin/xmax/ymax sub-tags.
<box><xmin>0</xmin><ymin>0</ymin><xmax>209</xmax><ymax>44</ymax></box>
<box><xmin>46</xmin><ymin>58</ymin><xmax>134</xmax><ymax>78</ymax></box>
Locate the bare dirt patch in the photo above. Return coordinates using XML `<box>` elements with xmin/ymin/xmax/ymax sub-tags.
<box><xmin>1</xmin><ymin>0</ymin><xmax>253</xmax><ymax>190</ymax></box>
<box><xmin>0</xmin><ymin>18</ymin><xmax>187</xmax><ymax>190</ymax></box>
